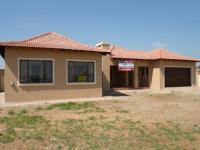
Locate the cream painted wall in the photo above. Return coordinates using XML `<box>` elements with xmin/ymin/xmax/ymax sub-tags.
<box><xmin>150</xmin><ymin>60</ymin><xmax>162</xmax><ymax>90</ymax></box>
<box><xmin>102</xmin><ymin>54</ymin><xmax>116</xmax><ymax>93</ymax></box>
<box><xmin>5</xmin><ymin>47</ymin><xmax>103</xmax><ymax>102</ymax></box>
<box><xmin>197</xmin><ymin>70</ymin><xmax>200</xmax><ymax>87</ymax></box>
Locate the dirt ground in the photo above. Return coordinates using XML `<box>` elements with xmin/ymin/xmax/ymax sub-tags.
<box><xmin>0</xmin><ymin>89</ymin><xmax>200</xmax><ymax>149</ymax></box>
<box><xmin>101</xmin><ymin>90</ymin><xmax>200</xmax><ymax>126</ymax></box>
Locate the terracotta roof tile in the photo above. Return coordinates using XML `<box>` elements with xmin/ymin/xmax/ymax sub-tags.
<box><xmin>110</xmin><ymin>45</ymin><xmax>200</xmax><ymax>62</ymax></box>
<box><xmin>0</xmin><ymin>32</ymin><xmax>110</xmax><ymax>53</ymax></box>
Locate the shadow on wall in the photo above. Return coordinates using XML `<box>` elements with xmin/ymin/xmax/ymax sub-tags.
<box><xmin>102</xmin><ymin>72</ymin><xmax>111</xmax><ymax>95</ymax></box>
<box><xmin>102</xmin><ymin>72</ymin><xmax>129</xmax><ymax>97</ymax></box>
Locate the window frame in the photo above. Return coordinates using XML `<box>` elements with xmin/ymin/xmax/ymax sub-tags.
<box><xmin>66</xmin><ymin>59</ymin><xmax>96</xmax><ymax>85</ymax></box>
<box><xmin>18</xmin><ymin>58</ymin><xmax>54</xmax><ymax>86</ymax></box>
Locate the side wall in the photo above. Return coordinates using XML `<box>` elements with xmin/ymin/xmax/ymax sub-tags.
<box><xmin>5</xmin><ymin>47</ymin><xmax>103</xmax><ymax>102</ymax></box>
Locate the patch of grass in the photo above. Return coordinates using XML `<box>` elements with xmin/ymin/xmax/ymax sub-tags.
<box><xmin>19</xmin><ymin>109</ymin><xmax>28</xmax><ymax>114</ymax></box>
<box><xmin>46</xmin><ymin>101</ymin><xmax>105</xmax><ymax>113</ymax></box>
<box><xmin>0</xmin><ymin>127</ymin><xmax>16</xmax><ymax>143</ymax></box>
<box><xmin>20</xmin><ymin>128</ymin><xmax>47</xmax><ymax>141</ymax></box>
<box><xmin>81</xmin><ymin>106</ymin><xmax>105</xmax><ymax>113</ymax></box>
<box><xmin>116</xmin><ymin>109</ymin><xmax>129</xmax><ymax>113</ymax></box>
<box><xmin>88</xmin><ymin>116</ymin><xmax>96</xmax><ymax>120</ymax></box>
<box><xmin>156</xmin><ymin>122</ymin><xmax>196</xmax><ymax>142</ymax></box>
<box><xmin>0</xmin><ymin>113</ymin><xmax>49</xmax><ymax>143</ymax></box>
<box><xmin>8</xmin><ymin>110</ymin><xmax>15</xmax><ymax>116</ymax></box>
<box><xmin>0</xmin><ymin>114</ymin><xmax>47</xmax><ymax>128</ymax></box>
<box><xmin>45</xmin><ymin>102</ymin><xmax>94</xmax><ymax>110</ymax></box>
<box><xmin>35</xmin><ymin>106</ymin><xmax>43</xmax><ymax>111</ymax></box>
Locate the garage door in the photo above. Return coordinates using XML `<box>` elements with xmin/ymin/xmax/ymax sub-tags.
<box><xmin>165</xmin><ymin>67</ymin><xmax>191</xmax><ymax>87</ymax></box>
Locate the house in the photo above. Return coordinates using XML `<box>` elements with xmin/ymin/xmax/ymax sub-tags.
<box><xmin>0</xmin><ymin>32</ymin><xmax>199</xmax><ymax>103</ymax></box>
<box><xmin>96</xmin><ymin>43</ymin><xmax>200</xmax><ymax>93</ymax></box>
<box><xmin>0</xmin><ymin>32</ymin><xmax>109</xmax><ymax>102</ymax></box>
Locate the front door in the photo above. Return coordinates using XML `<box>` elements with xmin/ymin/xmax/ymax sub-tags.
<box><xmin>138</xmin><ymin>67</ymin><xmax>149</xmax><ymax>87</ymax></box>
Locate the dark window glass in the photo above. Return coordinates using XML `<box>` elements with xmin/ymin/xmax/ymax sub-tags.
<box><xmin>20</xmin><ymin>60</ymin><xmax>53</xmax><ymax>83</ymax></box>
<box><xmin>68</xmin><ymin>61</ymin><xmax>75</xmax><ymax>82</ymax></box>
<box><xmin>68</xmin><ymin>61</ymin><xmax>95</xmax><ymax>83</ymax></box>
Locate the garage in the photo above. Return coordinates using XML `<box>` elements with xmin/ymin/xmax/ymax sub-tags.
<box><xmin>165</xmin><ymin>67</ymin><xmax>191</xmax><ymax>87</ymax></box>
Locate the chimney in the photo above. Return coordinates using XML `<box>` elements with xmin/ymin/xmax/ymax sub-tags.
<box><xmin>96</xmin><ymin>42</ymin><xmax>110</xmax><ymax>50</ymax></box>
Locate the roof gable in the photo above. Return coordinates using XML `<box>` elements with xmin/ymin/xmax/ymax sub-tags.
<box><xmin>0</xmin><ymin>32</ymin><xmax>110</xmax><ymax>53</ymax></box>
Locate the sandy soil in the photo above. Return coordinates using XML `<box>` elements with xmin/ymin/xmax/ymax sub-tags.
<box><xmin>98</xmin><ymin>91</ymin><xmax>200</xmax><ymax>126</ymax></box>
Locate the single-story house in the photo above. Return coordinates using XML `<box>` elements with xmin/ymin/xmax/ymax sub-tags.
<box><xmin>0</xmin><ymin>32</ymin><xmax>109</xmax><ymax>102</ymax></box>
<box><xmin>0</xmin><ymin>32</ymin><xmax>199</xmax><ymax>102</ymax></box>
<box><xmin>96</xmin><ymin>43</ymin><xmax>200</xmax><ymax>93</ymax></box>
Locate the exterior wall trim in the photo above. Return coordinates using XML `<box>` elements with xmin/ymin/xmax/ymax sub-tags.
<box><xmin>163</xmin><ymin>66</ymin><xmax>193</xmax><ymax>88</ymax></box>
<box><xmin>17</xmin><ymin>58</ymin><xmax>55</xmax><ymax>86</ymax></box>
<box><xmin>66</xmin><ymin>59</ymin><xmax>97</xmax><ymax>85</ymax></box>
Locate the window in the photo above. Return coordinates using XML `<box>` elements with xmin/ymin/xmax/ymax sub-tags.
<box><xmin>68</xmin><ymin>61</ymin><xmax>95</xmax><ymax>83</ymax></box>
<box><xmin>19</xmin><ymin>59</ymin><xmax>53</xmax><ymax>84</ymax></box>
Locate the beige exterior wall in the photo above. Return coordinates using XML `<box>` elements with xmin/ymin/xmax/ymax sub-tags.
<box><xmin>102</xmin><ymin>54</ymin><xmax>116</xmax><ymax>93</ymax></box>
<box><xmin>150</xmin><ymin>61</ymin><xmax>162</xmax><ymax>90</ymax></box>
<box><xmin>5</xmin><ymin>47</ymin><xmax>103</xmax><ymax>102</ymax></box>
<box><xmin>197</xmin><ymin>69</ymin><xmax>200</xmax><ymax>87</ymax></box>
<box><xmin>102</xmin><ymin>55</ymin><xmax>197</xmax><ymax>92</ymax></box>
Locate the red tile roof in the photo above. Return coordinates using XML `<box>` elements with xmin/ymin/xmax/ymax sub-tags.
<box><xmin>110</xmin><ymin>45</ymin><xmax>200</xmax><ymax>62</ymax></box>
<box><xmin>0</xmin><ymin>32</ymin><xmax>110</xmax><ymax>53</ymax></box>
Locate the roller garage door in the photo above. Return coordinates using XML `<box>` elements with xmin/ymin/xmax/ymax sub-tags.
<box><xmin>165</xmin><ymin>67</ymin><xmax>191</xmax><ymax>87</ymax></box>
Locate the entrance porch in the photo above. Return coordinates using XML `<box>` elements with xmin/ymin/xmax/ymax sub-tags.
<box><xmin>110</xmin><ymin>65</ymin><xmax>149</xmax><ymax>89</ymax></box>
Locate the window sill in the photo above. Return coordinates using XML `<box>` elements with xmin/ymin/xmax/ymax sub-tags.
<box><xmin>66</xmin><ymin>82</ymin><xmax>96</xmax><ymax>85</ymax></box>
<box><xmin>18</xmin><ymin>83</ymin><xmax>54</xmax><ymax>86</ymax></box>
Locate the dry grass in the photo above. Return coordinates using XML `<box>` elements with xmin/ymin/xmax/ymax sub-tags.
<box><xmin>0</xmin><ymin>93</ymin><xmax>200</xmax><ymax>150</ymax></box>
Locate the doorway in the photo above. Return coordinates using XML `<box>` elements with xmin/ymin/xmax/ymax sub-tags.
<box><xmin>110</xmin><ymin>66</ymin><xmax>133</xmax><ymax>88</ymax></box>
<box><xmin>138</xmin><ymin>67</ymin><xmax>149</xmax><ymax>88</ymax></box>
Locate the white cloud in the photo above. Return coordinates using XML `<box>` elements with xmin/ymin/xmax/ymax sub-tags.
<box><xmin>152</xmin><ymin>41</ymin><xmax>167</xmax><ymax>48</ymax></box>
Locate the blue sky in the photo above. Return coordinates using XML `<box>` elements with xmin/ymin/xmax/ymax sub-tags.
<box><xmin>0</xmin><ymin>0</ymin><xmax>200</xmax><ymax>67</ymax></box>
